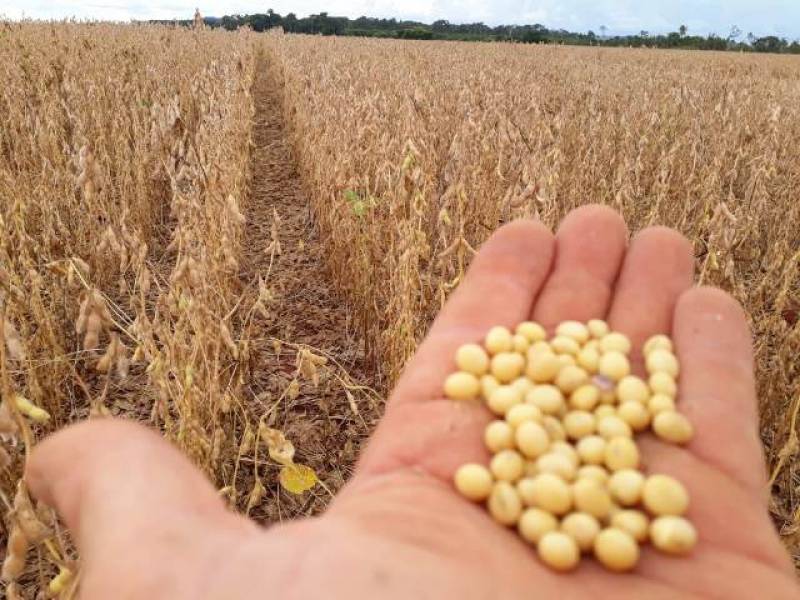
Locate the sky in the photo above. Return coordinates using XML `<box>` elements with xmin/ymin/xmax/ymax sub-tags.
<box><xmin>2</xmin><ymin>1</ymin><xmax>799</xmax><ymax>39</ymax></box>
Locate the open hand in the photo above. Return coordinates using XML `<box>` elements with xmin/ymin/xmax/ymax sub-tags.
<box><xmin>27</xmin><ymin>206</ymin><xmax>797</xmax><ymax>598</ymax></box>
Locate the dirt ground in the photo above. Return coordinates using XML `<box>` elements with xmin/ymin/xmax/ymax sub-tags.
<box><xmin>233</xmin><ymin>51</ymin><xmax>382</xmax><ymax>523</ymax></box>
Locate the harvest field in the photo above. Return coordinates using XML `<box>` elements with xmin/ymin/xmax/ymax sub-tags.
<box><xmin>1</xmin><ymin>21</ymin><xmax>799</xmax><ymax>596</ymax></box>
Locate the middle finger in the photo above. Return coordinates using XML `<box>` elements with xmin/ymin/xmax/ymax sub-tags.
<box><xmin>532</xmin><ymin>204</ymin><xmax>628</xmax><ymax>328</ymax></box>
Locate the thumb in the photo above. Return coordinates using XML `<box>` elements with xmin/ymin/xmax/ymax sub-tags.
<box><xmin>26</xmin><ymin>419</ymin><xmax>247</xmax><ymax>561</ymax></box>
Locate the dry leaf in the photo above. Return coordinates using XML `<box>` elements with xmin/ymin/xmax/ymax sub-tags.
<box><xmin>246</xmin><ymin>479</ymin><xmax>266</xmax><ymax>511</ymax></box>
<box><xmin>259</xmin><ymin>425</ymin><xmax>295</xmax><ymax>465</ymax></box>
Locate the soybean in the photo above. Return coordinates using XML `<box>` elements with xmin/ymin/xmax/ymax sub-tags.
<box><xmin>484</xmin><ymin>420</ymin><xmax>515</xmax><ymax>453</ymax></box>
<box><xmin>561</xmin><ymin>512</ymin><xmax>601</xmax><ymax>552</ymax></box>
<box><xmin>485</xmin><ymin>326</ymin><xmax>514</xmax><ymax>355</ymax></box>
<box><xmin>594</xmin><ymin>528</ymin><xmax>640</xmax><ymax>572</ymax></box>
<box><xmin>538</xmin><ymin>531</ymin><xmax>580</xmax><ymax>572</ymax></box>
<box><xmin>454</xmin><ymin>464</ymin><xmax>494</xmax><ymax>501</ymax></box>
<box><xmin>444</xmin><ymin>371</ymin><xmax>480</xmax><ymax>400</ymax></box>
<box><xmin>642</xmin><ymin>475</ymin><xmax>689</xmax><ymax>516</ymax></box>
<box><xmin>449</xmin><ymin>320</ymin><xmax>697</xmax><ymax>574</ymax></box>
<box><xmin>488</xmin><ymin>481</ymin><xmax>523</xmax><ymax>525</ymax></box>
<box><xmin>519</xmin><ymin>508</ymin><xmax>558</xmax><ymax>544</ymax></box>
<box><xmin>650</xmin><ymin>516</ymin><xmax>698</xmax><ymax>555</ymax></box>
<box><xmin>652</xmin><ymin>411</ymin><xmax>694</xmax><ymax>445</ymax></box>
<box><xmin>455</xmin><ymin>343</ymin><xmax>490</xmax><ymax>376</ymax></box>
<box><xmin>515</xmin><ymin>421</ymin><xmax>550</xmax><ymax>459</ymax></box>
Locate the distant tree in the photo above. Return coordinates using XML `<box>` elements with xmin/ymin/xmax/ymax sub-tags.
<box><xmin>266</xmin><ymin>9</ymin><xmax>282</xmax><ymax>28</ymax></box>
<box><xmin>205</xmin><ymin>8</ymin><xmax>792</xmax><ymax>56</ymax></box>
<box><xmin>470</xmin><ymin>22</ymin><xmax>490</xmax><ymax>34</ymax></box>
<box><xmin>515</xmin><ymin>24</ymin><xmax>549</xmax><ymax>44</ymax></box>
<box><xmin>247</xmin><ymin>14</ymin><xmax>267</xmax><ymax>31</ymax></box>
<box><xmin>701</xmin><ymin>34</ymin><xmax>728</xmax><ymax>51</ymax></box>
<box><xmin>220</xmin><ymin>15</ymin><xmax>240</xmax><ymax>30</ymax></box>
<box><xmin>398</xmin><ymin>27</ymin><xmax>433</xmax><ymax>40</ymax></box>
<box><xmin>283</xmin><ymin>12</ymin><xmax>298</xmax><ymax>32</ymax></box>
<box><xmin>666</xmin><ymin>31</ymin><xmax>681</xmax><ymax>47</ymax></box>
<box><xmin>752</xmin><ymin>36</ymin><xmax>787</xmax><ymax>53</ymax></box>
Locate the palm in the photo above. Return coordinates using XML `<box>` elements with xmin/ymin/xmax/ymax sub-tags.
<box><xmin>27</xmin><ymin>207</ymin><xmax>796</xmax><ymax>599</ymax></box>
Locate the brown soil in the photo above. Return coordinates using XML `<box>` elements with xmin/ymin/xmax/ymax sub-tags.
<box><xmin>234</xmin><ymin>50</ymin><xmax>381</xmax><ymax>522</ymax></box>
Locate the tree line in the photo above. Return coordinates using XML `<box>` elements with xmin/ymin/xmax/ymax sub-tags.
<box><xmin>151</xmin><ymin>11</ymin><xmax>800</xmax><ymax>54</ymax></box>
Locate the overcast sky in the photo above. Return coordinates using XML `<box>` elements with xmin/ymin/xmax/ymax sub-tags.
<box><xmin>3</xmin><ymin>1</ymin><xmax>799</xmax><ymax>38</ymax></box>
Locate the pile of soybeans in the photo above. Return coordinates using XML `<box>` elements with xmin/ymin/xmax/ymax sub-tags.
<box><xmin>448</xmin><ymin>320</ymin><xmax>697</xmax><ymax>572</ymax></box>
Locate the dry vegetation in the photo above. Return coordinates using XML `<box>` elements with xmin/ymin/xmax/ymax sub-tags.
<box><xmin>0</xmin><ymin>22</ymin><xmax>258</xmax><ymax>596</ymax></box>
<box><xmin>0</xmin><ymin>21</ymin><xmax>799</xmax><ymax>597</ymax></box>
<box><xmin>264</xmin><ymin>36</ymin><xmax>800</xmax><ymax>564</ymax></box>
<box><xmin>0</xmin><ymin>22</ymin><xmax>380</xmax><ymax>598</ymax></box>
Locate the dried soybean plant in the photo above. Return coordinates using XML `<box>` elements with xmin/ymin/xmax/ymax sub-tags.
<box><xmin>2</xmin><ymin>20</ymin><xmax>800</xmax><ymax>596</ymax></box>
<box><xmin>265</xmin><ymin>36</ymin><xmax>800</xmax><ymax>563</ymax></box>
<box><xmin>0</xmin><ymin>22</ymin><xmax>258</xmax><ymax>595</ymax></box>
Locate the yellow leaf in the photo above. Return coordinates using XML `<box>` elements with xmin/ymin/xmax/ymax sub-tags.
<box><xmin>48</xmin><ymin>566</ymin><xmax>74</xmax><ymax>595</ymax></box>
<box><xmin>279</xmin><ymin>463</ymin><xmax>318</xmax><ymax>494</ymax></box>
<box><xmin>13</xmin><ymin>395</ymin><xmax>50</xmax><ymax>423</ymax></box>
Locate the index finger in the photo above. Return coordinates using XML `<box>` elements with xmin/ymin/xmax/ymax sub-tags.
<box><xmin>355</xmin><ymin>220</ymin><xmax>554</xmax><ymax>480</ymax></box>
<box><xmin>391</xmin><ymin>219</ymin><xmax>555</xmax><ymax>406</ymax></box>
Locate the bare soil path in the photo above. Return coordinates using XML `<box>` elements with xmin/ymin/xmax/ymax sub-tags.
<box><xmin>235</xmin><ymin>49</ymin><xmax>379</xmax><ymax>522</ymax></box>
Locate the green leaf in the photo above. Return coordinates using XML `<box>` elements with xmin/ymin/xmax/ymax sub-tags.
<box><xmin>352</xmin><ymin>200</ymin><xmax>367</xmax><ymax>217</ymax></box>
